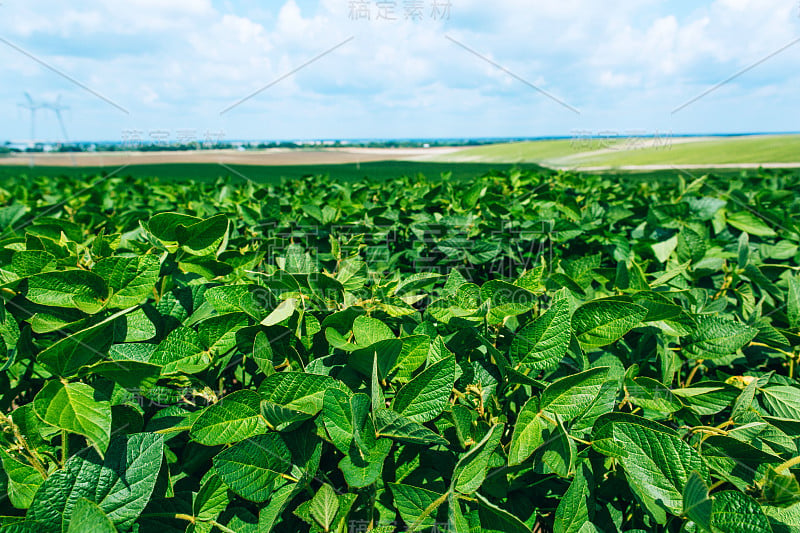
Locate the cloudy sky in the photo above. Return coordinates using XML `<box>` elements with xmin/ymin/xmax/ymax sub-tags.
<box><xmin>1</xmin><ymin>0</ymin><xmax>798</xmax><ymax>142</ymax></box>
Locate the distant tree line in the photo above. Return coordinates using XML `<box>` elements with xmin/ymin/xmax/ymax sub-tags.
<box><xmin>1</xmin><ymin>138</ymin><xmax>513</xmax><ymax>154</ymax></box>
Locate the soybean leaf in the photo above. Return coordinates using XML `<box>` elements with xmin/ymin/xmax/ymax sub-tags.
<box><xmin>540</xmin><ymin>414</ymin><xmax>576</xmax><ymax>478</ymax></box>
<box><xmin>374</xmin><ymin>408</ymin><xmax>448</xmax><ymax>446</ymax></box>
<box><xmin>788</xmin><ymin>276</ymin><xmax>800</xmax><ymax>329</ymax></box>
<box><xmin>482</xmin><ymin>280</ymin><xmax>536</xmax><ymax>323</ymax></box>
<box><xmin>0</xmin><ymin>450</ymin><xmax>44</xmax><ymax>509</ymax></box>
<box><xmin>726</xmin><ymin>211</ymin><xmax>778</xmax><ymax>238</ymax></box>
<box><xmin>37</xmin><ymin>308</ymin><xmax>130</xmax><ymax>377</ymax></box>
<box><xmin>93</xmin><ymin>255</ymin><xmax>160</xmax><ymax>309</ymax></box>
<box><xmin>190</xmin><ymin>390</ymin><xmax>268</xmax><ymax>446</ymax></box>
<box><xmin>510</xmin><ymin>298</ymin><xmax>570</xmax><ymax>371</ymax></box>
<box><xmin>67</xmin><ymin>499</ymin><xmax>117</xmax><ymax>533</ymax></box>
<box><xmin>761</xmin><ymin>386</ymin><xmax>800</xmax><ymax>420</ymax></box>
<box><xmin>554</xmin><ymin>463</ymin><xmax>592</xmax><ymax>533</ymax></box>
<box><xmin>476</xmin><ymin>493</ymin><xmax>533</xmax><ymax>533</ymax></box>
<box><xmin>392</xmin><ymin>356</ymin><xmax>455</xmax><ymax>423</ymax></box>
<box><xmin>710</xmin><ymin>491</ymin><xmax>773</xmax><ymax>533</ymax></box>
<box><xmin>149</xmin><ymin>326</ymin><xmax>209</xmax><ymax>375</ymax></box>
<box><xmin>682</xmin><ymin>471</ymin><xmax>712</xmax><ymax>531</ymax></box>
<box><xmin>26</xmin><ymin>270</ymin><xmax>107</xmax><ymax>314</ymax></box>
<box><xmin>684</xmin><ymin>316</ymin><xmax>759</xmax><ymax>359</ymax></box>
<box><xmin>339</xmin><ymin>438</ymin><xmax>391</xmax><ymax>489</ymax></box>
<box><xmin>179</xmin><ymin>214</ymin><xmax>229</xmax><ymax>256</ymax></box>
<box><xmin>322</xmin><ymin>388</ymin><xmax>356</xmax><ymax>454</ymax></box>
<box><xmin>700</xmin><ymin>435</ymin><xmax>782</xmax><ymax>490</ymax></box>
<box><xmin>593</xmin><ymin>421</ymin><xmax>708</xmax><ymax>514</ymax></box>
<box><xmin>540</xmin><ymin>367</ymin><xmax>611</xmax><ymax>421</ymax></box>
<box><xmin>259</xmin><ymin>373</ymin><xmax>348</xmax><ymax>416</ymax></box>
<box><xmin>196</xmin><ymin>312</ymin><xmax>249</xmax><ymax>356</ymax></box>
<box><xmin>353</xmin><ymin>315</ymin><xmax>394</xmax><ymax>346</ymax></box>
<box><xmin>146</xmin><ymin>212</ymin><xmax>201</xmax><ymax>242</ymax></box>
<box><xmin>309</xmin><ymin>484</ymin><xmax>339</xmax><ymax>532</ymax></box>
<box><xmin>33</xmin><ymin>380</ymin><xmax>111</xmax><ymax>455</ymax></box>
<box><xmin>212</xmin><ymin>433</ymin><xmax>291</xmax><ymax>503</ymax></box>
<box><xmin>261</xmin><ymin>298</ymin><xmax>297</xmax><ymax>326</ymax></box>
<box><xmin>389</xmin><ymin>483</ymin><xmax>444</xmax><ymax>531</ymax></box>
<box><xmin>86</xmin><ymin>360</ymin><xmax>161</xmax><ymax>392</ymax></box>
<box><xmin>763</xmin><ymin>467</ymin><xmax>800</xmax><ymax>507</ymax></box>
<box><xmin>28</xmin><ymin>433</ymin><xmax>164</xmax><ymax>531</ymax></box>
<box><xmin>509</xmin><ymin>397</ymin><xmax>550</xmax><ymax>466</ymax></box>
<box><xmin>451</xmin><ymin>424</ymin><xmax>503</xmax><ymax>495</ymax></box>
<box><xmin>572</xmin><ymin>300</ymin><xmax>647</xmax><ymax>349</ymax></box>
<box><xmin>193</xmin><ymin>474</ymin><xmax>230</xmax><ymax>522</ymax></box>
<box><xmin>626</xmin><ymin>376</ymin><xmax>683</xmax><ymax>413</ymax></box>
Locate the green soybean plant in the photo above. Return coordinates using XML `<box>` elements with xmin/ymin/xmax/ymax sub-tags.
<box><xmin>0</xmin><ymin>167</ymin><xmax>797</xmax><ymax>531</ymax></box>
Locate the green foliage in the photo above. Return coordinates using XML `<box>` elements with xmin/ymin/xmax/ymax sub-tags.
<box><xmin>0</xmin><ymin>167</ymin><xmax>798</xmax><ymax>531</ymax></box>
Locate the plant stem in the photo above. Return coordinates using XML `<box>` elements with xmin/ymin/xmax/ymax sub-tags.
<box><xmin>408</xmin><ymin>490</ymin><xmax>450</xmax><ymax>532</ymax></box>
<box><xmin>776</xmin><ymin>455</ymin><xmax>800</xmax><ymax>475</ymax></box>
<box><xmin>368</xmin><ymin>483</ymin><xmax>377</xmax><ymax>530</ymax></box>
<box><xmin>538</xmin><ymin>412</ymin><xmax>558</xmax><ymax>426</ymax></box>
<box><xmin>708</xmin><ymin>479</ymin><xmax>727</xmax><ymax>492</ymax></box>
<box><xmin>568</xmin><ymin>435</ymin><xmax>593</xmax><ymax>446</ymax></box>
<box><xmin>279</xmin><ymin>473</ymin><xmax>300</xmax><ymax>483</ymax></box>
<box><xmin>61</xmin><ymin>429</ymin><xmax>68</xmax><ymax>466</ymax></box>
<box><xmin>712</xmin><ymin>274</ymin><xmax>733</xmax><ymax>300</ymax></box>
<box><xmin>684</xmin><ymin>360</ymin><xmax>704</xmax><ymax>388</ymax></box>
<box><xmin>154</xmin><ymin>425</ymin><xmax>193</xmax><ymax>434</ymax></box>
<box><xmin>175</xmin><ymin>514</ymin><xmax>236</xmax><ymax>533</ymax></box>
<box><xmin>749</xmin><ymin>342</ymin><xmax>795</xmax><ymax>359</ymax></box>
<box><xmin>209</xmin><ymin>520</ymin><xmax>238</xmax><ymax>533</ymax></box>
<box><xmin>689</xmin><ymin>426</ymin><xmax>728</xmax><ymax>437</ymax></box>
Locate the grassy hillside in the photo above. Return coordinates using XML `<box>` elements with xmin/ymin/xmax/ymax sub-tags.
<box><xmin>567</xmin><ymin>134</ymin><xmax>800</xmax><ymax>167</ymax></box>
<box><xmin>428</xmin><ymin>139</ymin><xmax>582</xmax><ymax>163</ymax></box>
<box><xmin>432</xmin><ymin>134</ymin><xmax>800</xmax><ymax>168</ymax></box>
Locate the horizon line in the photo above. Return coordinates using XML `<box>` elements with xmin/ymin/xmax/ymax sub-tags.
<box><xmin>4</xmin><ymin>131</ymin><xmax>800</xmax><ymax>146</ymax></box>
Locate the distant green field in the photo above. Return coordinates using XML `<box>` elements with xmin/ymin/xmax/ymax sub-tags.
<box><xmin>432</xmin><ymin>134</ymin><xmax>800</xmax><ymax>168</ymax></box>
<box><xmin>431</xmin><ymin>139</ymin><xmax>582</xmax><ymax>163</ymax></box>
<box><xmin>1</xmin><ymin>159</ymin><xmax>797</xmax><ymax>191</ymax></box>
<box><xmin>0</xmin><ymin>161</ymin><xmax>545</xmax><ymax>184</ymax></box>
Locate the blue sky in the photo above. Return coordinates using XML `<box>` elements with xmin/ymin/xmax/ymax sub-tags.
<box><xmin>1</xmin><ymin>0</ymin><xmax>798</xmax><ymax>143</ymax></box>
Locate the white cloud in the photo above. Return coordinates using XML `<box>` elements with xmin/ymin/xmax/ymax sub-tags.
<box><xmin>1</xmin><ymin>0</ymin><xmax>798</xmax><ymax>140</ymax></box>
<box><xmin>599</xmin><ymin>71</ymin><xmax>642</xmax><ymax>88</ymax></box>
